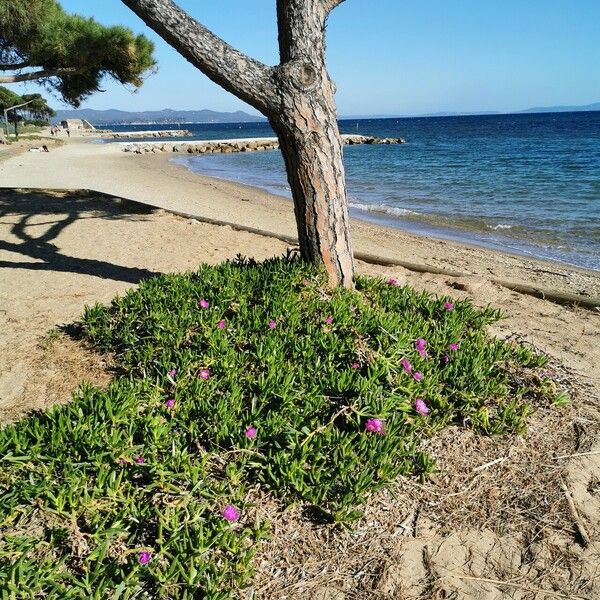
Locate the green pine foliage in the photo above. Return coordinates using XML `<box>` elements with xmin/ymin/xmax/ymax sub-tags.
<box><xmin>0</xmin><ymin>85</ymin><xmax>23</xmax><ymax>111</ymax></box>
<box><xmin>0</xmin><ymin>257</ymin><xmax>561</xmax><ymax>597</ymax></box>
<box><xmin>0</xmin><ymin>0</ymin><xmax>155</xmax><ymax>106</ymax></box>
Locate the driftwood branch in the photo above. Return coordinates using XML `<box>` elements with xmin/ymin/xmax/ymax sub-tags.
<box><xmin>121</xmin><ymin>0</ymin><xmax>276</xmax><ymax>113</ymax></box>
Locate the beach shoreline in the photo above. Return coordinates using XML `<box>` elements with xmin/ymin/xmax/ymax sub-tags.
<box><xmin>1</xmin><ymin>138</ymin><xmax>599</xmax><ymax>302</ymax></box>
<box><xmin>172</xmin><ymin>150</ymin><xmax>600</xmax><ymax>273</ymax></box>
<box><xmin>168</xmin><ymin>151</ymin><xmax>600</xmax><ymax>279</ymax></box>
<box><xmin>102</xmin><ymin>111</ymin><xmax>600</xmax><ymax>273</ymax></box>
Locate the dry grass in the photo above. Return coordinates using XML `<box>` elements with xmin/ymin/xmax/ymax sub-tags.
<box><xmin>0</xmin><ymin>330</ymin><xmax>113</xmax><ymax>425</ymax></box>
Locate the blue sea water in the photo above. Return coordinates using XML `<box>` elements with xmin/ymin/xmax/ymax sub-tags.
<box><xmin>106</xmin><ymin>112</ymin><xmax>600</xmax><ymax>270</ymax></box>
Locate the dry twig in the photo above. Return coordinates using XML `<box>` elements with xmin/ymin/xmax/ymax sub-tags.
<box><xmin>560</xmin><ymin>479</ymin><xmax>591</xmax><ymax>547</ymax></box>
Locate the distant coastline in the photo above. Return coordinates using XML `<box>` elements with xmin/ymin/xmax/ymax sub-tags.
<box><xmin>54</xmin><ymin>102</ymin><xmax>600</xmax><ymax>126</ymax></box>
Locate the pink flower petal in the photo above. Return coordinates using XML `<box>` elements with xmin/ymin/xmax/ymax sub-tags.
<box><xmin>415</xmin><ymin>398</ymin><xmax>429</xmax><ymax>415</ymax></box>
<box><xmin>365</xmin><ymin>418</ymin><xmax>385</xmax><ymax>435</ymax></box>
<box><xmin>223</xmin><ymin>504</ymin><xmax>240</xmax><ymax>522</ymax></box>
<box><xmin>198</xmin><ymin>368</ymin><xmax>211</xmax><ymax>380</ymax></box>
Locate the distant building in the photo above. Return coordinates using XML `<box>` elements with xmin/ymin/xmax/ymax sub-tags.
<box><xmin>60</xmin><ymin>119</ymin><xmax>96</xmax><ymax>131</ymax></box>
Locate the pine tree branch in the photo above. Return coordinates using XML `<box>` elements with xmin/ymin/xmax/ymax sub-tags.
<box><xmin>0</xmin><ymin>68</ymin><xmax>78</xmax><ymax>83</ymax></box>
<box><xmin>0</xmin><ymin>61</ymin><xmax>30</xmax><ymax>71</ymax></box>
<box><xmin>323</xmin><ymin>0</ymin><xmax>346</xmax><ymax>13</ymax></box>
<box><xmin>121</xmin><ymin>0</ymin><xmax>277</xmax><ymax>113</ymax></box>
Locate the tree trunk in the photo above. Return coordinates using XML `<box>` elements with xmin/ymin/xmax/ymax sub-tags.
<box><xmin>2</xmin><ymin>110</ymin><xmax>8</xmax><ymax>139</ymax></box>
<box><xmin>273</xmin><ymin>113</ymin><xmax>353</xmax><ymax>288</ymax></box>
<box><xmin>121</xmin><ymin>0</ymin><xmax>354</xmax><ymax>287</ymax></box>
<box><xmin>271</xmin><ymin>0</ymin><xmax>353</xmax><ymax>287</ymax></box>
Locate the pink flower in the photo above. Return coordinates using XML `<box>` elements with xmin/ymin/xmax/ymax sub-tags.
<box><xmin>136</xmin><ymin>456</ymin><xmax>145</xmax><ymax>464</ymax></box>
<box><xmin>413</xmin><ymin>371</ymin><xmax>423</xmax><ymax>382</ymax></box>
<box><xmin>217</xmin><ymin>319</ymin><xmax>226</xmax><ymax>330</ymax></box>
<box><xmin>245</xmin><ymin>426</ymin><xmax>257</xmax><ymax>439</ymax></box>
<box><xmin>165</xmin><ymin>398</ymin><xmax>175</xmax><ymax>409</ymax></box>
<box><xmin>325</xmin><ymin>315</ymin><xmax>333</xmax><ymax>325</ymax></box>
<box><xmin>444</xmin><ymin>301</ymin><xmax>454</xmax><ymax>311</ymax></box>
<box><xmin>302</xmin><ymin>278</ymin><xmax>310</xmax><ymax>286</ymax></box>
<box><xmin>415</xmin><ymin>398</ymin><xmax>429</xmax><ymax>415</ymax></box>
<box><xmin>365</xmin><ymin>418</ymin><xmax>385</xmax><ymax>435</ymax></box>
<box><xmin>198</xmin><ymin>368</ymin><xmax>211</xmax><ymax>380</ymax></box>
<box><xmin>401</xmin><ymin>358</ymin><xmax>412</xmax><ymax>374</ymax></box>
<box><xmin>449</xmin><ymin>343</ymin><xmax>460</xmax><ymax>352</ymax></box>
<box><xmin>387</xmin><ymin>277</ymin><xmax>401</xmax><ymax>287</ymax></box>
<box><xmin>268</xmin><ymin>319</ymin><xmax>277</xmax><ymax>330</ymax></box>
<box><xmin>199</xmin><ymin>299</ymin><xmax>209</xmax><ymax>309</ymax></box>
<box><xmin>441</xmin><ymin>355</ymin><xmax>451</xmax><ymax>365</ymax></box>
<box><xmin>168</xmin><ymin>368</ymin><xmax>177</xmax><ymax>379</ymax></box>
<box><xmin>138</xmin><ymin>551</ymin><xmax>152</xmax><ymax>565</ymax></box>
<box><xmin>223</xmin><ymin>504</ymin><xmax>240</xmax><ymax>522</ymax></box>
<box><xmin>415</xmin><ymin>338</ymin><xmax>427</xmax><ymax>358</ymax></box>
<box><xmin>351</xmin><ymin>362</ymin><xmax>361</xmax><ymax>369</ymax></box>
<box><xmin>117</xmin><ymin>458</ymin><xmax>129</xmax><ymax>466</ymax></box>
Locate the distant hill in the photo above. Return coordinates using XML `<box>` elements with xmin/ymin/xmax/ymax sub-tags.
<box><xmin>342</xmin><ymin>102</ymin><xmax>600</xmax><ymax>120</ymax></box>
<box><xmin>55</xmin><ymin>102</ymin><xmax>599</xmax><ymax>126</ymax></box>
<box><xmin>517</xmin><ymin>102</ymin><xmax>600</xmax><ymax>114</ymax></box>
<box><xmin>53</xmin><ymin>108</ymin><xmax>266</xmax><ymax>125</ymax></box>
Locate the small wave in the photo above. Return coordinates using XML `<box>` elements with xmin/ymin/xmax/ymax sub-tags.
<box><xmin>349</xmin><ymin>201</ymin><xmax>420</xmax><ymax>217</ymax></box>
<box><xmin>487</xmin><ymin>223</ymin><xmax>513</xmax><ymax>230</ymax></box>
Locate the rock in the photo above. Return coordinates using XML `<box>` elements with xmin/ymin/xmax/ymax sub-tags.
<box><xmin>121</xmin><ymin>134</ymin><xmax>404</xmax><ymax>155</ymax></box>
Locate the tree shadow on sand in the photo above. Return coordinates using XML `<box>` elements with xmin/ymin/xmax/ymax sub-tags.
<box><xmin>0</xmin><ymin>188</ymin><xmax>162</xmax><ymax>284</ymax></box>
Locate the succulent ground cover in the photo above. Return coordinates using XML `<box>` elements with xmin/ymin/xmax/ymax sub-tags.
<box><xmin>0</xmin><ymin>256</ymin><xmax>562</xmax><ymax>598</ymax></box>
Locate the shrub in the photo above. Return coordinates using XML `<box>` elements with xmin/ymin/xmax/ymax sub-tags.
<box><xmin>0</xmin><ymin>256</ymin><xmax>559</xmax><ymax>597</ymax></box>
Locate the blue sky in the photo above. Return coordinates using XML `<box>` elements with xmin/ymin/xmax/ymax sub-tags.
<box><xmin>8</xmin><ymin>0</ymin><xmax>600</xmax><ymax>116</ymax></box>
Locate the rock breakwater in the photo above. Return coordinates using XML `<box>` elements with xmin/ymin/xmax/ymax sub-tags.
<box><xmin>105</xmin><ymin>130</ymin><xmax>192</xmax><ymax>139</ymax></box>
<box><xmin>121</xmin><ymin>134</ymin><xmax>405</xmax><ymax>154</ymax></box>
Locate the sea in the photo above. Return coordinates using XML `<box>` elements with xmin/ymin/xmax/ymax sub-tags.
<box><xmin>104</xmin><ymin>111</ymin><xmax>600</xmax><ymax>271</ymax></box>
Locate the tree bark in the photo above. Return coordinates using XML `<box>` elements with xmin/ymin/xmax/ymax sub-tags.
<box><xmin>271</xmin><ymin>0</ymin><xmax>354</xmax><ymax>287</ymax></box>
<box><xmin>122</xmin><ymin>0</ymin><xmax>354</xmax><ymax>287</ymax></box>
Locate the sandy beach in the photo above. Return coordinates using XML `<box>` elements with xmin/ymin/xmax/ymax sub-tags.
<box><xmin>1</xmin><ymin>137</ymin><xmax>599</xmax><ymax>597</ymax></box>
